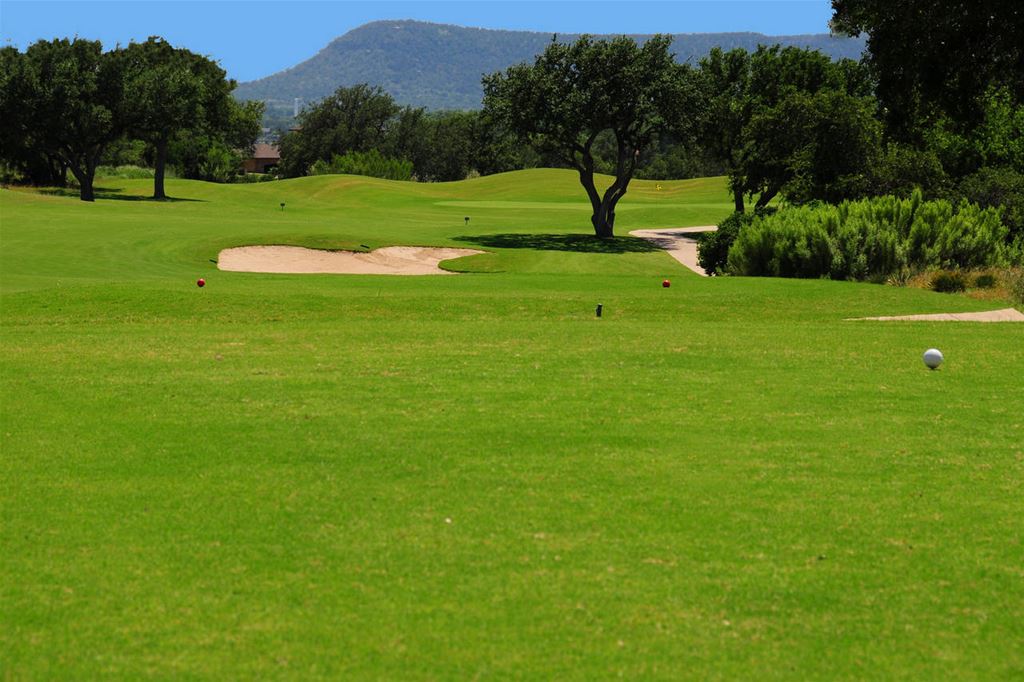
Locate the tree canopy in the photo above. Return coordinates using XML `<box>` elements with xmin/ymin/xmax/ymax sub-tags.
<box><xmin>278</xmin><ymin>84</ymin><xmax>400</xmax><ymax>178</ymax></box>
<box><xmin>699</xmin><ymin>45</ymin><xmax>878</xmax><ymax>211</ymax></box>
<box><xmin>0</xmin><ymin>37</ymin><xmax>258</xmax><ymax>201</ymax></box>
<box><xmin>120</xmin><ymin>37</ymin><xmax>251</xmax><ymax>198</ymax></box>
<box><xmin>6</xmin><ymin>39</ymin><xmax>125</xmax><ymax>201</ymax></box>
<box><xmin>831</xmin><ymin>0</ymin><xmax>1024</xmax><ymax>139</ymax></box>
<box><xmin>482</xmin><ymin>34</ymin><xmax>702</xmax><ymax>238</ymax></box>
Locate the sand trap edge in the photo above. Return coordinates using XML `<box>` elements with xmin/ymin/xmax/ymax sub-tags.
<box><xmin>847</xmin><ymin>308</ymin><xmax>1024</xmax><ymax>322</ymax></box>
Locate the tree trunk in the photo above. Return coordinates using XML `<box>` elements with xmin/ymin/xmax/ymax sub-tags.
<box><xmin>77</xmin><ymin>172</ymin><xmax>95</xmax><ymax>202</ymax></box>
<box><xmin>577</xmin><ymin>154</ymin><xmax>607</xmax><ymax>238</ymax></box>
<box><xmin>67</xmin><ymin>162</ymin><xmax>95</xmax><ymax>202</ymax></box>
<box><xmin>153</xmin><ymin>139</ymin><xmax>168</xmax><ymax>200</ymax></box>
<box><xmin>575</xmin><ymin>138</ymin><xmax>636</xmax><ymax>239</ymax></box>
<box><xmin>591</xmin><ymin>205</ymin><xmax>615</xmax><ymax>238</ymax></box>
<box><xmin>592</xmin><ymin>177</ymin><xmax>628</xmax><ymax>238</ymax></box>
<box><xmin>591</xmin><ymin>141</ymin><xmax>637</xmax><ymax>239</ymax></box>
<box><xmin>728</xmin><ymin>173</ymin><xmax>745</xmax><ymax>213</ymax></box>
<box><xmin>755</xmin><ymin>185</ymin><xmax>780</xmax><ymax>210</ymax></box>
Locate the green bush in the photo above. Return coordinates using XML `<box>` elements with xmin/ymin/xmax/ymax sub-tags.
<box><xmin>198</xmin><ymin>143</ymin><xmax>240</xmax><ymax>184</ymax></box>
<box><xmin>973</xmin><ymin>272</ymin><xmax>998</xmax><ymax>288</ymax></box>
<box><xmin>697</xmin><ymin>213</ymin><xmax>746</xmax><ymax>275</ymax></box>
<box><xmin>1009</xmin><ymin>271</ymin><xmax>1024</xmax><ymax>305</ymax></box>
<box><xmin>309</xmin><ymin>150</ymin><xmax>413</xmax><ymax>181</ymax></box>
<box><xmin>95</xmin><ymin>165</ymin><xmax>155</xmax><ymax>179</ymax></box>
<box><xmin>0</xmin><ymin>162</ymin><xmax>25</xmax><ymax>185</ymax></box>
<box><xmin>930</xmin><ymin>270</ymin><xmax>967</xmax><ymax>293</ymax></box>
<box><xmin>728</xmin><ymin>189</ymin><xmax>1013</xmax><ymax>280</ymax></box>
<box><xmin>697</xmin><ymin>209</ymin><xmax>776</xmax><ymax>276</ymax></box>
<box><xmin>233</xmin><ymin>173</ymin><xmax>276</xmax><ymax>184</ymax></box>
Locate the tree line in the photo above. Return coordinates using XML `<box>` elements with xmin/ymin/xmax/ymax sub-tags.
<box><xmin>2</xmin><ymin>0</ymin><xmax>1020</xmax><ymax>238</ymax></box>
<box><xmin>0</xmin><ymin>37</ymin><xmax>262</xmax><ymax>201</ymax></box>
<box><xmin>275</xmin><ymin>0</ymin><xmax>1020</xmax><ymax>239</ymax></box>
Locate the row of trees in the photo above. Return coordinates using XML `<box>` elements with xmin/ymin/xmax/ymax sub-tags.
<box><xmin>4</xmin><ymin>1</ymin><xmax>1020</xmax><ymax>237</ymax></box>
<box><xmin>0</xmin><ymin>37</ymin><xmax>262</xmax><ymax>200</ymax></box>
<box><xmin>278</xmin><ymin>41</ymin><xmax>874</xmax><ymax>237</ymax></box>
<box><xmin>277</xmin><ymin>82</ymin><xmax>722</xmax><ymax>186</ymax></box>
<box><xmin>276</xmin><ymin>84</ymin><xmax>533</xmax><ymax>182</ymax></box>
<box><xmin>276</xmin><ymin>1</ymin><xmax>1021</xmax><ymax>239</ymax></box>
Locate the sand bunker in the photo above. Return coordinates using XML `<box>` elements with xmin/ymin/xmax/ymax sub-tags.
<box><xmin>629</xmin><ymin>226</ymin><xmax>717</xmax><ymax>276</ymax></box>
<box><xmin>850</xmin><ymin>308</ymin><xmax>1024</xmax><ymax>322</ymax></box>
<box><xmin>217</xmin><ymin>245</ymin><xmax>484</xmax><ymax>276</ymax></box>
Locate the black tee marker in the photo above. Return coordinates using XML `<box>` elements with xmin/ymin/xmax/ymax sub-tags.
<box><xmin>595</xmin><ymin>304</ymin><xmax>603</xmax><ymax>318</ymax></box>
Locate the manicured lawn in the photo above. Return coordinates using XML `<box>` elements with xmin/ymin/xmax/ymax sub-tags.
<box><xmin>2</xmin><ymin>170</ymin><xmax>1021</xmax><ymax>678</ymax></box>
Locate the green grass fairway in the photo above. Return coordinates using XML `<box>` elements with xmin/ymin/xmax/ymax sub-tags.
<box><xmin>2</xmin><ymin>170</ymin><xmax>1022</xmax><ymax>678</ymax></box>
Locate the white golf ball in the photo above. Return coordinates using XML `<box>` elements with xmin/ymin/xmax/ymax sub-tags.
<box><xmin>923</xmin><ymin>348</ymin><xmax>943</xmax><ymax>369</ymax></box>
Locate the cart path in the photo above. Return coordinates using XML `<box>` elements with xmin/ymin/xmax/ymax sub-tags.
<box><xmin>629</xmin><ymin>226</ymin><xmax>718</xmax><ymax>276</ymax></box>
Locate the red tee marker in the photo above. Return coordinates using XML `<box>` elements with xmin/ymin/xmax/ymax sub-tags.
<box><xmin>662</xmin><ymin>279</ymin><xmax>671</xmax><ymax>288</ymax></box>
<box><xmin>197</xmin><ymin>278</ymin><xmax>206</xmax><ymax>288</ymax></box>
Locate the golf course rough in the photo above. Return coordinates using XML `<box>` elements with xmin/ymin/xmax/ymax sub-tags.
<box><xmin>2</xmin><ymin>170</ymin><xmax>1022</xmax><ymax>678</ymax></box>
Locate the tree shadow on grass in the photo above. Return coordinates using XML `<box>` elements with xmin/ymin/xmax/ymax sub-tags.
<box><xmin>453</xmin><ymin>233</ymin><xmax>662</xmax><ymax>254</ymax></box>
<box><xmin>39</xmin><ymin>187</ymin><xmax>203</xmax><ymax>202</ymax></box>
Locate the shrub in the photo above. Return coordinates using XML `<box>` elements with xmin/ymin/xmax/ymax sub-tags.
<box><xmin>195</xmin><ymin>141</ymin><xmax>242</xmax><ymax>183</ymax></box>
<box><xmin>930</xmin><ymin>270</ymin><xmax>967</xmax><ymax>293</ymax></box>
<box><xmin>1010</xmin><ymin>270</ymin><xmax>1024</xmax><ymax>305</ymax></box>
<box><xmin>0</xmin><ymin>162</ymin><xmax>25</xmax><ymax>185</ymax></box>
<box><xmin>728</xmin><ymin>190</ymin><xmax>1014</xmax><ymax>280</ymax></box>
<box><xmin>697</xmin><ymin>208</ymin><xmax>776</xmax><ymax>276</ymax></box>
<box><xmin>233</xmin><ymin>173</ymin><xmax>276</xmax><ymax>184</ymax></box>
<box><xmin>309</xmin><ymin>150</ymin><xmax>413</xmax><ymax>181</ymax></box>
<box><xmin>973</xmin><ymin>272</ymin><xmax>998</xmax><ymax>288</ymax></box>
<box><xmin>697</xmin><ymin>213</ymin><xmax>747</xmax><ymax>275</ymax></box>
<box><xmin>95</xmin><ymin>165</ymin><xmax>155</xmax><ymax>179</ymax></box>
<box><xmin>886</xmin><ymin>267</ymin><xmax>913</xmax><ymax>287</ymax></box>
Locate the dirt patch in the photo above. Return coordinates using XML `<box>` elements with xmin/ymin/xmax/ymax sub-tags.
<box><xmin>217</xmin><ymin>245</ymin><xmax>484</xmax><ymax>275</ymax></box>
<box><xmin>850</xmin><ymin>308</ymin><xmax>1024</xmax><ymax>322</ymax></box>
<box><xmin>629</xmin><ymin>226</ymin><xmax>717</xmax><ymax>276</ymax></box>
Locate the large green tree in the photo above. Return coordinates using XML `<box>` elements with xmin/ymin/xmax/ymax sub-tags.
<box><xmin>16</xmin><ymin>39</ymin><xmax>125</xmax><ymax>201</ymax></box>
<box><xmin>699</xmin><ymin>47</ymin><xmax>753</xmax><ymax>211</ymax></box>
<box><xmin>700</xmin><ymin>45</ymin><xmax>877</xmax><ymax>210</ymax></box>
<box><xmin>831</xmin><ymin>0</ymin><xmax>1024</xmax><ymax>139</ymax></box>
<box><xmin>0</xmin><ymin>46</ymin><xmax>65</xmax><ymax>185</ymax></box>
<box><xmin>277</xmin><ymin>84</ymin><xmax>401</xmax><ymax>178</ymax></box>
<box><xmin>168</xmin><ymin>97</ymin><xmax>263</xmax><ymax>182</ymax></box>
<box><xmin>121</xmin><ymin>37</ymin><xmax>247</xmax><ymax>198</ymax></box>
<box><xmin>482</xmin><ymin>35</ymin><xmax>701</xmax><ymax>238</ymax></box>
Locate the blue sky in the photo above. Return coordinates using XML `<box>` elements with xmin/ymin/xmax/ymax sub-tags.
<box><xmin>1</xmin><ymin>1</ymin><xmax>836</xmax><ymax>82</ymax></box>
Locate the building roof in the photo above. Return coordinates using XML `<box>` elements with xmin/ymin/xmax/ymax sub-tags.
<box><xmin>251</xmin><ymin>143</ymin><xmax>280</xmax><ymax>161</ymax></box>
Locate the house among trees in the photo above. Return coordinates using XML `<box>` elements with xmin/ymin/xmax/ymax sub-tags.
<box><xmin>242</xmin><ymin>143</ymin><xmax>280</xmax><ymax>173</ymax></box>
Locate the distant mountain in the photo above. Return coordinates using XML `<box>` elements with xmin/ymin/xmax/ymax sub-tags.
<box><xmin>236</xmin><ymin>20</ymin><xmax>865</xmax><ymax>113</ymax></box>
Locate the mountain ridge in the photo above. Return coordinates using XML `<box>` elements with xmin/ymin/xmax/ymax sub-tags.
<box><xmin>236</xmin><ymin>19</ymin><xmax>866</xmax><ymax>112</ymax></box>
